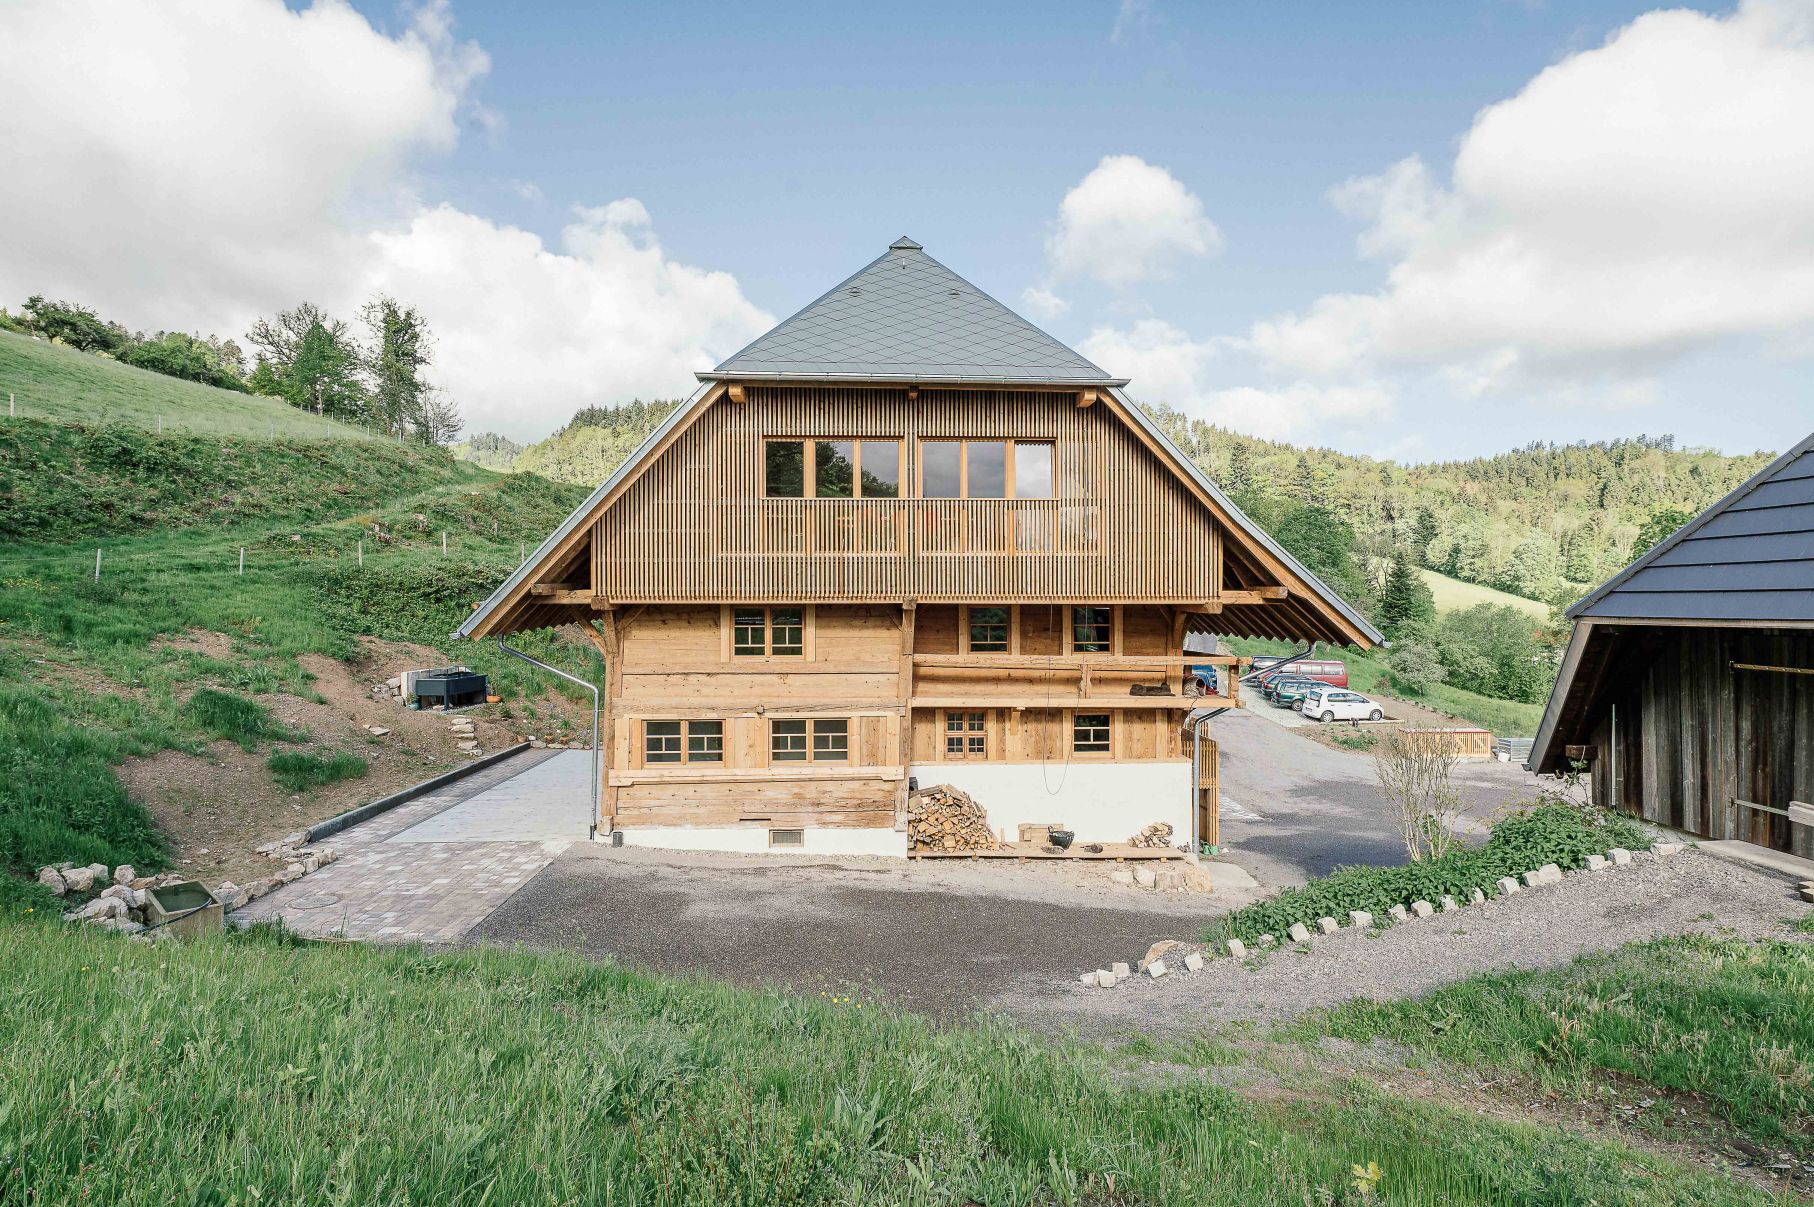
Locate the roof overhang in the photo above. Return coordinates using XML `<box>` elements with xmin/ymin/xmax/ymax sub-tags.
<box><xmin>697</xmin><ymin>371</ymin><xmax>1130</xmax><ymax>387</ymax></box>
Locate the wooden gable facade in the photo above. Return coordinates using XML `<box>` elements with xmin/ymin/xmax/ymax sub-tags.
<box><xmin>461</xmin><ymin>238</ymin><xmax>1379</xmax><ymax>852</ymax></box>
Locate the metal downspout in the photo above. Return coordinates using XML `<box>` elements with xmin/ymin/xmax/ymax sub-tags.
<box><xmin>1190</xmin><ymin>707</ymin><xmax>1230</xmax><ymax>855</ymax></box>
<box><xmin>494</xmin><ymin>636</ymin><xmax>602</xmax><ymax>841</ymax></box>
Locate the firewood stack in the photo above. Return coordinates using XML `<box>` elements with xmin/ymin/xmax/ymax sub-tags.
<box><xmin>907</xmin><ymin>784</ymin><xmax>999</xmax><ymax>852</ymax></box>
<box><xmin>1128</xmin><ymin>822</ymin><xmax>1175</xmax><ymax>849</ymax></box>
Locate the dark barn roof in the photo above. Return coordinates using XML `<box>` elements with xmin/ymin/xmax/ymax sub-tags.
<box><xmin>1530</xmin><ymin>426</ymin><xmax>1814</xmax><ymax>773</ymax></box>
<box><xmin>1569</xmin><ymin>430</ymin><xmax>1814</xmax><ymax>624</ymax></box>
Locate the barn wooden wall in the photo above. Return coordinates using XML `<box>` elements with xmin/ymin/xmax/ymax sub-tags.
<box><xmin>1588</xmin><ymin>628</ymin><xmax>1814</xmax><ymax>857</ymax></box>
<box><xmin>592</xmin><ymin>386</ymin><xmax>1221</xmax><ymax>602</ymax></box>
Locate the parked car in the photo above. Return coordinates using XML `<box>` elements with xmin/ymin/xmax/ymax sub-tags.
<box><xmin>1303</xmin><ymin>687</ymin><xmax>1384</xmax><ymax>722</ymax></box>
<box><xmin>1259</xmin><ymin>673</ymin><xmax>1308</xmax><ymax>702</ymax></box>
<box><xmin>1269</xmin><ymin>678</ymin><xmax>1320</xmax><ymax>709</ymax></box>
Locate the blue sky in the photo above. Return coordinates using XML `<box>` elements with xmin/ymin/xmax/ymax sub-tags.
<box><xmin>5</xmin><ymin>0</ymin><xmax>1810</xmax><ymax>459</ymax></box>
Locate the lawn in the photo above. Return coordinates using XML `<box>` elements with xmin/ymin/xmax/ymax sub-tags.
<box><xmin>0</xmin><ymin>328</ymin><xmax>376</xmax><ymax>440</ymax></box>
<box><xmin>0</xmin><ymin>916</ymin><xmax>1777</xmax><ymax>1206</ymax></box>
<box><xmin>1419</xmin><ymin>567</ymin><xmax>1548</xmax><ymax>618</ymax></box>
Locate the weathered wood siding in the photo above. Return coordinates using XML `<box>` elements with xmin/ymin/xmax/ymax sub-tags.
<box><xmin>592</xmin><ymin>386</ymin><xmax>1221</xmax><ymax>602</ymax></box>
<box><xmin>1588</xmin><ymin>628</ymin><xmax>1814</xmax><ymax>857</ymax></box>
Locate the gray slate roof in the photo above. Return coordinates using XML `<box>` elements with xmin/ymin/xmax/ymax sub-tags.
<box><xmin>701</xmin><ymin>237</ymin><xmax>1127</xmax><ymax>386</ymax></box>
<box><xmin>1570</xmin><ymin>429</ymin><xmax>1814</xmax><ymax>623</ymax></box>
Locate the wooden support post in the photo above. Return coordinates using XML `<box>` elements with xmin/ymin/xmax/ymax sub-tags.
<box><xmin>584</xmin><ymin>614</ymin><xmax>622</xmax><ymax>833</ymax></box>
<box><xmin>896</xmin><ymin>602</ymin><xmax>917</xmax><ymax>831</ymax></box>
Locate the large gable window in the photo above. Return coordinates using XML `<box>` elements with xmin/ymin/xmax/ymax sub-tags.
<box><xmin>919</xmin><ymin>440</ymin><xmax>1055</xmax><ymax>499</ymax></box>
<box><xmin>765</xmin><ymin>439</ymin><xmax>902</xmax><ymax>499</ymax></box>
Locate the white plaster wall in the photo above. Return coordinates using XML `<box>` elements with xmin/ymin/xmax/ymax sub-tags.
<box><xmin>909</xmin><ymin>761</ymin><xmax>1192</xmax><ymax>846</ymax></box>
<box><xmin>609</xmin><ymin>826</ymin><xmax>908</xmax><ymax>858</ymax></box>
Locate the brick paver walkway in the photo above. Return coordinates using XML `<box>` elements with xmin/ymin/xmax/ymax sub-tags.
<box><xmin>236</xmin><ymin>749</ymin><xmax>592</xmax><ymax>943</ymax></box>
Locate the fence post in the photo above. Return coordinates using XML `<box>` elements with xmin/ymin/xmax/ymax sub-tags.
<box><xmin>519</xmin><ymin>541</ymin><xmax>525</xmax><ymax>565</ymax></box>
<box><xmin>10</xmin><ymin>392</ymin><xmax>15</xmax><ymax>417</ymax></box>
<box><xmin>157</xmin><ymin>414</ymin><xmax>162</xmax><ymax>434</ymax></box>
<box><xmin>442</xmin><ymin>531</ymin><xmax>448</xmax><ymax>556</ymax></box>
<box><xmin>357</xmin><ymin>539</ymin><xmax>363</xmax><ymax>566</ymax></box>
<box><xmin>94</xmin><ymin>548</ymin><xmax>101</xmax><ymax>581</ymax></box>
<box><xmin>239</xmin><ymin>547</ymin><xmax>245</xmax><ymax>576</ymax></box>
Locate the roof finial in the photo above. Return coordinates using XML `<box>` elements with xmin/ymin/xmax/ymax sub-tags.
<box><xmin>889</xmin><ymin>235</ymin><xmax>922</xmax><ymax>251</ymax></box>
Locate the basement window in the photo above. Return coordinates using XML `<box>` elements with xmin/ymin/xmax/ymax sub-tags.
<box><xmin>1073</xmin><ymin>713</ymin><xmax>1112</xmax><ymax>756</ymax></box>
<box><xmin>769</xmin><ymin>828</ymin><xmax>805</xmax><ymax>848</ymax></box>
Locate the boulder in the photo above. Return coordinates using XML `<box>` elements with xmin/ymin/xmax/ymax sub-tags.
<box><xmin>1109</xmin><ymin>868</ymin><xmax>1135</xmax><ymax>886</ymax></box>
<box><xmin>1316</xmin><ymin>916</ymin><xmax>1339</xmax><ymax>935</ymax></box>
<box><xmin>1439</xmin><ymin>895</ymin><xmax>1459</xmax><ymax>912</ymax></box>
<box><xmin>85</xmin><ymin>863</ymin><xmax>109</xmax><ymax>884</ymax></box>
<box><xmin>1145</xmin><ymin>959</ymin><xmax>1169</xmax><ymax>979</ymax></box>
<box><xmin>1287</xmin><ymin>922</ymin><xmax>1311</xmax><ymax>943</ymax></box>
<box><xmin>1183</xmin><ymin>952</ymin><xmax>1205</xmax><ymax>972</ymax></box>
<box><xmin>1132</xmin><ymin>866</ymin><xmax>1157</xmax><ymax>890</ymax></box>
<box><xmin>1654</xmin><ymin>841</ymin><xmax>1685</xmax><ymax>857</ymax></box>
<box><xmin>1347</xmin><ymin>911</ymin><xmax>1372</xmax><ymax>929</ymax></box>
<box><xmin>112</xmin><ymin>865</ymin><xmax>136</xmax><ymax>886</ymax></box>
<box><xmin>1111</xmin><ymin>962</ymin><xmax>1131</xmax><ymax>979</ymax></box>
<box><xmin>100</xmin><ymin>884</ymin><xmax>130</xmax><ymax>902</ymax></box>
<box><xmin>36</xmin><ymin>867</ymin><xmax>68</xmax><ymax>896</ymax></box>
<box><xmin>1139</xmin><ymin>939</ymin><xmax>1185</xmax><ymax>971</ymax></box>
<box><xmin>61</xmin><ymin>866</ymin><xmax>98</xmax><ymax>894</ymax></box>
<box><xmin>1469</xmin><ymin>888</ymin><xmax>1487</xmax><ymax>906</ymax></box>
<box><xmin>1537</xmin><ymin>863</ymin><xmax>1564</xmax><ymax>884</ymax></box>
<box><xmin>1386</xmin><ymin>904</ymin><xmax>1409</xmax><ymax>922</ymax></box>
<box><xmin>1224</xmin><ymin>938</ymin><xmax>1247</xmax><ymax>960</ymax></box>
<box><xmin>1608</xmin><ymin>847</ymin><xmax>1633</xmax><ymax>866</ymax></box>
<box><xmin>1095</xmin><ymin>969</ymin><xmax>1118</xmax><ymax>988</ymax></box>
<box><xmin>1584</xmin><ymin>854</ymin><xmax>1608</xmax><ymax>871</ymax></box>
<box><xmin>1496</xmin><ymin>876</ymin><xmax>1520</xmax><ymax>896</ymax></box>
<box><xmin>1410</xmin><ymin>900</ymin><xmax>1435</xmax><ymax>918</ymax></box>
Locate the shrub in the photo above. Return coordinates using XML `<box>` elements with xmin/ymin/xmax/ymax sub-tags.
<box><xmin>266</xmin><ymin>750</ymin><xmax>368</xmax><ymax>792</ymax></box>
<box><xmin>1386</xmin><ymin>639</ymin><xmax>1446</xmax><ymax>695</ymax></box>
<box><xmin>182</xmin><ymin>687</ymin><xmax>290</xmax><ymax>751</ymax></box>
<box><xmin>1210</xmin><ymin>803</ymin><xmax>1652</xmax><ymax>946</ymax></box>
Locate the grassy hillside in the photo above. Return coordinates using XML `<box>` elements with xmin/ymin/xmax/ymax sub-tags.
<box><xmin>0</xmin><ymin>328</ymin><xmax>375</xmax><ymax>440</ymax></box>
<box><xmin>0</xmin><ymin>915</ymin><xmax>1782</xmax><ymax>1205</ymax></box>
<box><xmin>0</xmin><ymin>416</ymin><xmax>591</xmax><ymax>876</ymax></box>
<box><xmin>1420</xmin><ymin>568</ymin><xmax>1547</xmax><ymax>618</ymax></box>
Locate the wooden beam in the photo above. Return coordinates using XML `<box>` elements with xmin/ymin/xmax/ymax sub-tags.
<box><xmin>1219</xmin><ymin>587</ymin><xmax>1288</xmax><ymax>606</ymax></box>
<box><xmin>726</xmin><ymin>384</ymin><xmax>747</xmax><ymax>403</ymax></box>
<box><xmin>1732</xmin><ymin>661</ymin><xmax>1814</xmax><ymax>678</ymax></box>
<box><xmin>528</xmin><ymin>587</ymin><xmax>604</xmax><ymax>606</ymax></box>
<box><xmin>1077</xmin><ymin>389</ymin><xmax>1100</xmax><ymax>408</ymax></box>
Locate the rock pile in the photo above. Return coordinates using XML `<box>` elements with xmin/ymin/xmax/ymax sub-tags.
<box><xmin>38</xmin><ymin>862</ymin><xmax>191</xmax><ymax>937</ymax></box>
<box><xmin>906</xmin><ymin>784</ymin><xmax>998</xmax><ymax>852</ymax></box>
<box><xmin>1128</xmin><ymin>822</ymin><xmax>1175</xmax><ymax>849</ymax></box>
<box><xmin>449</xmin><ymin>714</ymin><xmax>480</xmax><ymax>757</ymax></box>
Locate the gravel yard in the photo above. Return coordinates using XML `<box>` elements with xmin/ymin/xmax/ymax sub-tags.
<box><xmin>1007</xmin><ymin>850</ymin><xmax>1812</xmax><ymax>1037</ymax></box>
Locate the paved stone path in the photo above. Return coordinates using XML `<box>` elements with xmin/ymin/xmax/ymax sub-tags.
<box><xmin>236</xmin><ymin>750</ymin><xmax>591</xmax><ymax>942</ymax></box>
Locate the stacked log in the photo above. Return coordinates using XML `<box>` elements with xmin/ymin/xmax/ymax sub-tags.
<box><xmin>907</xmin><ymin>784</ymin><xmax>998</xmax><ymax>852</ymax></box>
<box><xmin>1129</xmin><ymin>822</ymin><xmax>1175</xmax><ymax>849</ymax></box>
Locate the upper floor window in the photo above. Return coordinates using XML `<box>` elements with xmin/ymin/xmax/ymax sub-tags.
<box><xmin>732</xmin><ymin>606</ymin><xmax>805</xmax><ymax>657</ymax></box>
<box><xmin>765</xmin><ymin>439</ymin><xmax>901</xmax><ymax>498</ymax></box>
<box><xmin>1071</xmin><ymin>606</ymin><xmax>1112</xmax><ymax>653</ymax></box>
<box><xmin>966</xmin><ymin>606</ymin><xmax>1010</xmax><ymax>652</ymax></box>
<box><xmin>920</xmin><ymin>440</ymin><xmax>1055</xmax><ymax>499</ymax></box>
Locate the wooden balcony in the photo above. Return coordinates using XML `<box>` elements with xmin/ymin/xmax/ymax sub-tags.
<box><xmin>713</xmin><ymin>497</ymin><xmax>1099</xmax><ymax>558</ymax></box>
<box><xmin>909</xmin><ymin>653</ymin><xmax>1247</xmax><ymax>712</ymax></box>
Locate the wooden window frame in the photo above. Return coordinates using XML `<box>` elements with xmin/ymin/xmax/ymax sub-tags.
<box><xmin>770</xmin><ymin>717</ymin><xmax>850</xmax><ymax>764</ymax></box>
<box><xmin>723</xmin><ymin>605</ymin><xmax>815</xmax><ymax>660</ymax></box>
<box><xmin>962</xmin><ymin>604</ymin><xmax>1013</xmax><ymax>654</ymax></box>
<box><xmin>1069</xmin><ymin>605</ymin><xmax>1114</xmax><ymax>654</ymax></box>
<box><xmin>1063</xmin><ymin>604</ymin><xmax>1121</xmax><ymax>655</ymax></box>
<box><xmin>943</xmin><ymin>710</ymin><xmax>989</xmax><ymax>760</ymax></box>
<box><xmin>642</xmin><ymin>719</ymin><xmax>724</xmax><ymax>766</ymax></box>
<box><xmin>916</xmin><ymin>439</ymin><xmax>1058</xmax><ymax>500</ymax></box>
<box><xmin>763</xmin><ymin>438</ymin><xmax>904</xmax><ymax>500</ymax></box>
<box><xmin>1071</xmin><ymin>711</ymin><xmax>1113</xmax><ymax>758</ymax></box>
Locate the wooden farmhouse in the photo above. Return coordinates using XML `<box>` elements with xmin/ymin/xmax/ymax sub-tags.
<box><xmin>459</xmin><ymin>237</ymin><xmax>1380</xmax><ymax>855</ymax></box>
<box><xmin>1531</xmin><ymin>429</ymin><xmax>1814</xmax><ymax>859</ymax></box>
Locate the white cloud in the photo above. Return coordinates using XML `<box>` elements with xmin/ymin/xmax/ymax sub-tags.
<box><xmin>0</xmin><ymin>0</ymin><xmax>770</xmax><ymax>441</ymax></box>
<box><xmin>1019</xmin><ymin>286</ymin><xmax>1069</xmax><ymax>320</ymax></box>
<box><xmin>1110</xmin><ymin>0</ymin><xmax>1154</xmax><ymax>44</ymax></box>
<box><xmin>1250</xmin><ymin>0</ymin><xmax>1814</xmax><ymax>396</ymax></box>
<box><xmin>1042</xmin><ymin>155</ymin><xmax>1223</xmax><ymax>290</ymax></box>
<box><xmin>1080</xmin><ymin>319</ymin><xmax>1390</xmax><ymax>441</ymax></box>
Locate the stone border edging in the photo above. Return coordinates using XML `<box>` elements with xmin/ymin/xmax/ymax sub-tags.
<box><xmin>1077</xmin><ymin>842</ymin><xmax>1691</xmax><ymax>989</ymax></box>
<box><xmin>305</xmin><ymin>742</ymin><xmax>535</xmax><ymax>842</ymax></box>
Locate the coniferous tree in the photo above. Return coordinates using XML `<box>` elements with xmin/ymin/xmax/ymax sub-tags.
<box><xmin>1377</xmin><ymin>555</ymin><xmax>1436</xmax><ymax>638</ymax></box>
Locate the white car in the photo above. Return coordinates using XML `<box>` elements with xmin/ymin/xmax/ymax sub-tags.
<box><xmin>1303</xmin><ymin>687</ymin><xmax>1383</xmax><ymax>723</ymax></box>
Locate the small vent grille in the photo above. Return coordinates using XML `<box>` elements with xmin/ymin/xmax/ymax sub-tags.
<box><xmin>768</xmin><ymin>828</ymin><xmax>805</xmax><ymax>849</ymax></box>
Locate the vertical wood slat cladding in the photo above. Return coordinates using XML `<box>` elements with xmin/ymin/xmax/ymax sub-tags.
<box><xmin>1590</xmin><ymin>628</ymin><xmax>1814</xmax><ymax>858</ymax></box>
<box><xmin>594</xmin><ymin>386</ymin><xmax>1220</xmax><ymax>602</ymax></box>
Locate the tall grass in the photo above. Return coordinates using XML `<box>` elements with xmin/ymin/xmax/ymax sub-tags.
<box><xmin>266</xmin><ymin>749</ymin><xmax>368</xmax><ymax>792</ymax></box>
<box><xmin>1304</xmin><ymin>935</ymin><xmax>1814</xmax><ymax>1153</ymax></box>
<box><xmin>182</xmin><ymin>687</ymin><xmax>292</xmax><ymax>750</ymax></box>
<box><xmin>0</xmin><ymin>921</ymin><xmax>1770</xmax><ymax>1206</ymax></box>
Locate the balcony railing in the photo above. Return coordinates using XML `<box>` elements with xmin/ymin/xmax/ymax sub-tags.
<box><xmin>713</xmin><ymin>498</ymin><xmax>1100</xmax><ymax>558</ymax></box>
<box><xmin>909</xmin><ymin>653</ymin><xmax>1246</xmax><ymax>710</ymax></box>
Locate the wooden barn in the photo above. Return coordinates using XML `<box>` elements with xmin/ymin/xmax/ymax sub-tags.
<box><xmin>1530</xmin><ymin>429</ymin><xmax>1814</xmax><ymax>858</ymax></box>
<box><xmin>458</xmin><ymin>237</ymin><xmax>1379</xmax><ymax>855</ymax></box>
